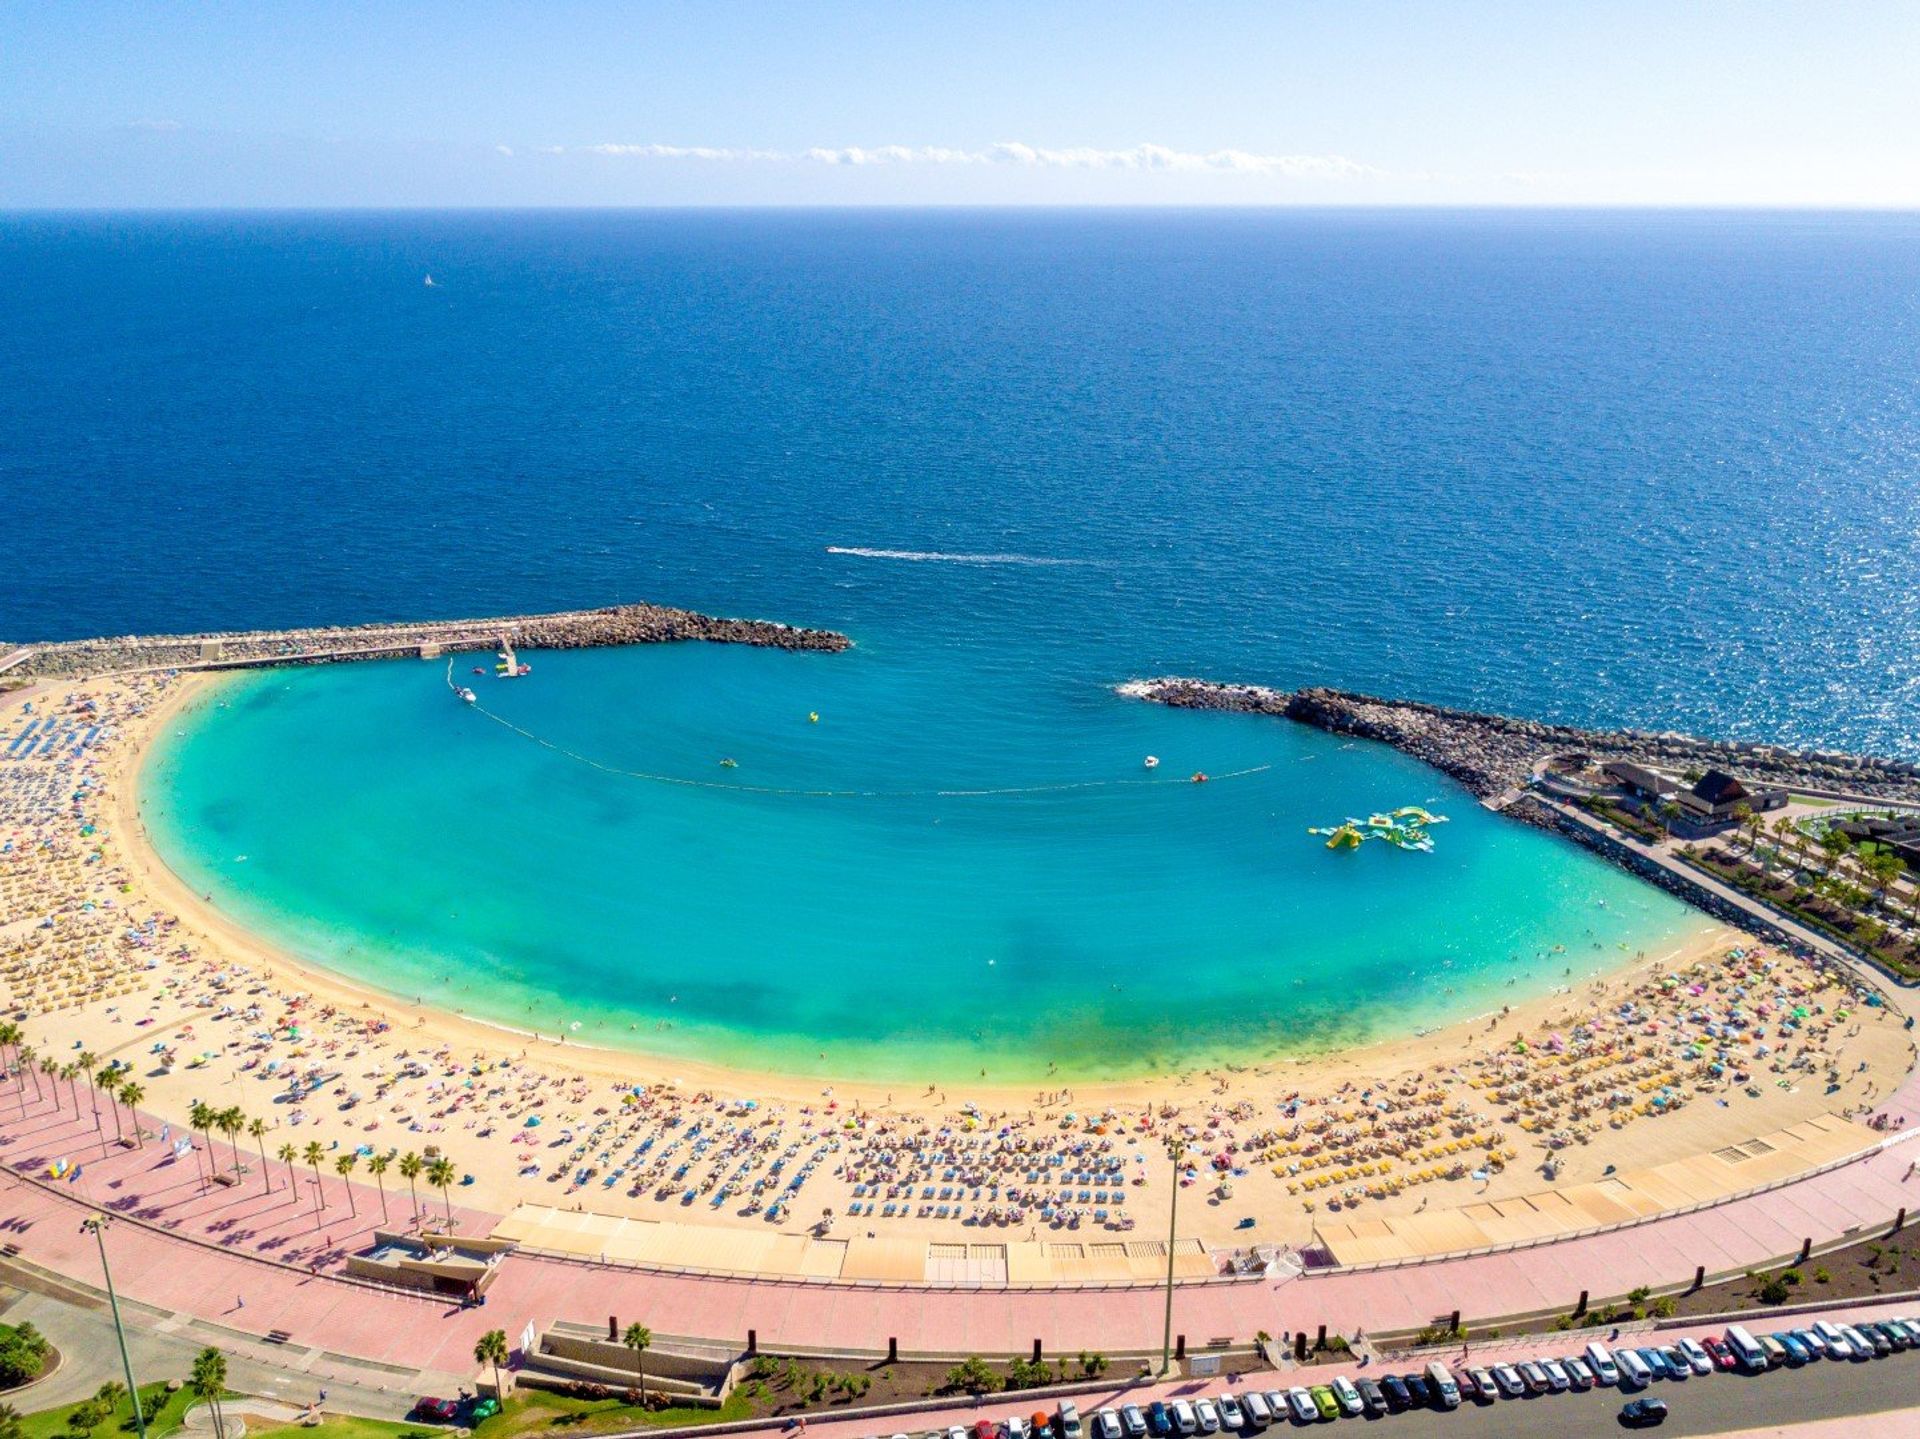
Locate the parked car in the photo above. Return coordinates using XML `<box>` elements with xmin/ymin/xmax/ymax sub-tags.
<box><xmin>1309</xmin><ymin>1388</ymin><xmax>1339</xmax><ymax>1422</ymax></box>
<box><xmin>1258</xmin><ymin>1393</ymin><xmax>1287</xmax><ymax>1427</ymax></box>
<box><xmin>1403</xmin><ymin>1372</ymin><xmax>1433</xmax><ymax>1408</ymax></box>
<box><xmin>1491</xmin><ymin>1364</ymin><xmax>1524</xmax><ymax>1398</ymax></box>
<box><xmin>1774</xmin><ymin>1332</ymin><xmax>1809</xmax><ymax>1366</ymax></box>
<box><xmin>1236</xmin><ymin>1394</ymin><xmax>1267</xmax><ymax>1431</ymax></box>
<box><xmin>1813</xmin><ymin>1321</ymin><xmax>1852</xmax><ymax>1360</ymax></box>
<box><xmin>1008</xmin><ymin>1420</ymin><xmax>1031</xmax><ymax>1439</ymax></box>
<box><xmin>1093</xmin><ymin>1409</ymin><xmax>1122</xmax><ymax>1439</ymax></box>
<box><xmin>1465</xmin><ymin>1367</ymin><xmax>1497</xmax><ymax>1403</ymax></box>
<box><xmin>1353</xmin><ymin>1379</ymin><xmax>1386</xmax><ymax>1417</ymax></box>
<box><xmin>1283</xmin><ymin>1389</ymin><xmax>1315</xmax><ymax>1424</ymax></box>
<box><xmin>1379</xmin><ymin>1375</ymin><xmax>1410</xmax><ymax>1412</ymax></box>
<box><xmin>1120</xmin><ymin>1407</ymin><xmax>1148</xmax><ymax>1439</ymax></box>
<box><xmin>1620</xmin><ymin>1397</ymin><xmax>1670</xmax><ymax>1428</ymax></box>
<box><xmin>1328</xmin><ymin>1378</ymin><xmax>1363</xmax><ymax>1418</ymax></box>
<box><xmin>1059</xmin><ymin>1404</ymin><xmax>1083</xmax><ymax>1439</ymax></box>
<box><xmin>1517</xmin><ymin>1361</ymin><xmax>1549</xmax><ymax>1394</ymax></box>
<box><xmin>1841</xmin><ymin>1325</ymin><xmax>1880</xmax><ymax>1358</ymax></box>
<box><xmin>1145</xmin><ymin>1402</ymin><xmax>1171</xmax><ymax>1437</ymax></box>
<box><xmin>1192</xmin><ymin>1399</ymin><xmax>1219</xmax><ymax>1434</ymax></box>
<box><xmin>1793</xmin><ymin>1328</ymin><xmax>1828</xmax><ymax>1360</ymax></box>
<box><xmin>1539</xmin><ymin>1358</ymin><xmax>1570</xmax><ymax>1392</ymax></box>
<box><xmin>466</xmin><ymin>1398</ymin><xmax>500</xmax><ymax>1424</ymax></box>
<box><xmin>1562</xmin><ymin>1355</ymin><xmax>1595</xmax><ymax>1390</ymax></box>
<box><xmin>1700</xmin><ymin>1336</ymin><xmax>1735</xmax><ymax>1370</ymax></box>
<box><xmin>1657</xmin><ymin>1346</ymin><xmax>1690</xmax><ymax>1379</ymax></box>
<box><xmin>1584</xmin><ymin>1341</ymin><xmax>1621</xmax><ymax>1385</ymax></box>
<box><xmin>1214</xmin><ymin>1395</ymin><xmax>1244</xmax><ymax>1431</ymax></box>
<box><xmin>1614</xmin><ymin>1348</ymin><xmax>1652</xmax><ymax>1388</ymax></box>
<box><xmin>1030</xmin><ymin>1411</ymin><xmax>1053</xmax><ymax>1439</ymax></box>
<box><xmin>410</xmin><ymin>1399</ymin><xmax>460</xmax><ymax>1424</ymax></box>
<box><xmin>1635</xmin><ymin>1347</ymin><xmax>1670</xmax><ymax>1381</ymax></box>
<box><xmin>1676</xmin><ymin>1337</ymin><xmax>1713</xmax><ymax>1376</ymax></box>
<box><xmin>1168</xmin><ymin>1401</ymin><xmax>1197</xmax><ymax>1437</ymax></box>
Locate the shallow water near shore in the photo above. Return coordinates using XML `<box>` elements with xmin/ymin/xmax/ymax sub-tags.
<box><xmin>141</xmin><ymin>646</ymin><xmax>1708</xmax><ymax>1082</ymax></box>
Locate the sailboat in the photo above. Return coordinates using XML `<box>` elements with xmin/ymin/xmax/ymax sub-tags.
<box><xmin>424</xmin><ymin>274</ymin><xmax>438</xmax><ymax>287</ymax></box>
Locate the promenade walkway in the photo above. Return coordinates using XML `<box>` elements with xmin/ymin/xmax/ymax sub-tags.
<box><xmin>7</xmin><ymin>1057</ymin><xmax>1920</xmax><ymax>1372</ymax></box>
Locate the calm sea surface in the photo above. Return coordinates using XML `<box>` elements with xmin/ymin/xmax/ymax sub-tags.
<box><xmin>7</xmin><ymin>210</ymin><xmax>1915</xmax><ymax>1079</ymax></box>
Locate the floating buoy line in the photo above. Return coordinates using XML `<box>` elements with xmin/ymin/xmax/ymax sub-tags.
<box><xmin>445</xmin><ymin>661</ymin><xmax>1271</xmax><ymax>799</ymax></box>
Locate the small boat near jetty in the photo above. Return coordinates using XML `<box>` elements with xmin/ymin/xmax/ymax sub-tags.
<box><xmin>1143</xmin><ymin>755</ymin><xmax>1159</xmax><ymax>769</ymax></box>
<box><xmin>456</xmin><ymin>687</ymin><xmax>477</xmax><ymax>705</ymax></box>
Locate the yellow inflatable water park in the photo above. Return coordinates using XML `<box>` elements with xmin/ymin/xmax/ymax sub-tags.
<box><xmin>1309</xmin><ymin>806</ymin><xmax>1448</xmax><ymax>853</ymax></box>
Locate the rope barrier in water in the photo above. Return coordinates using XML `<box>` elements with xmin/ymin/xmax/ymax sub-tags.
<box><xmin>445</xmin><ymin>660</ymin><xmax>1271</xmax><ymax>799</ymax></box>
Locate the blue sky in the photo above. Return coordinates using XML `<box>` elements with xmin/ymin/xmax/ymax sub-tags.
<box><xmin>3</xmin><ymin>1</ymin><xmax>1916</xmax><ymax>207</ymax></box>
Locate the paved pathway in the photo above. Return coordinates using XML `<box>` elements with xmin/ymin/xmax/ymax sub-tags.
<box><xmin>6</xmin><ymin>1051</ymin><xmax>1920</xmax><ymax>1370</ymax></box>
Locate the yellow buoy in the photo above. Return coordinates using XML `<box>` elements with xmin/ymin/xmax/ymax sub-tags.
<box><xmin>808</xmin><ymin>711</ymin><xmax>819</xmax><ymax>723</ymax></box>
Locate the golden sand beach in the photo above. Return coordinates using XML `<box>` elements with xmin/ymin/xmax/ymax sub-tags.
<box><xmin>3</xmin><ymin>667</ymin><xmax>1912</xmax><ymax>1269</ymax></box>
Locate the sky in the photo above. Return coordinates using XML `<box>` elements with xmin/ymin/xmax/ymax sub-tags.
<box><xmin>3</xmin><ymin>1</ymin><xmax>1918</xmax><ymax>208</ymax></box>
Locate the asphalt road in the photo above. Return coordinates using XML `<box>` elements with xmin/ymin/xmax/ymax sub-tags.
<box><xmin>1347</xmin><ymin>1358</ymin><xmax>1916</xmax><ymax>1437</ymax></box>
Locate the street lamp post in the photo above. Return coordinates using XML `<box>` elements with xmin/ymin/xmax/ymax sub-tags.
<box><xmin>82</xmin><ymin>1214</ymin><xmax>148</xmax><ymax>1439</ymax></box>
<box><xmin>1161</xmin><ymin>1137</ymin><xmax>1184</xmax><ymax>1377</ymax></box>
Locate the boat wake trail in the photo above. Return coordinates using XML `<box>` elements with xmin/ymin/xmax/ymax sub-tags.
<box><xmin>827</xmin><ymin>546</ymin><xmax>1096</xmax><ymax>567</ymax></box>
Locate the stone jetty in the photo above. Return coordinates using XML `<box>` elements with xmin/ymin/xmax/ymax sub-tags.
<box><xmin>1120</xmin><ymin>677</ymin><xmax>1920</xmax><ymax>803</ymax></box>
<box><xmin>3</xmin><ymin>602</ymin><xmax>850</xmax><ymax>682</ymax></box>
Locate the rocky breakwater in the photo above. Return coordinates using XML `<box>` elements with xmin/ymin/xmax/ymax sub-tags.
<box><xmin>6</xmin><ymin>602</ymin><xmax>850</xmax><ymax>682</ymax></box>
<box><xmin>1121</xmin><ymin>678</ymin><xmax>1920</xmax><ymax>804</ymax></box>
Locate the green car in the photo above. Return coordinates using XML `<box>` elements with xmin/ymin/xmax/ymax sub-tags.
<box><xmin>467</xmin><ymin>1398</ymin><xmax>501</xmax><ymax>1423</ymax></box>
<box><xmin>1309</xmin><ymin>1387</ymin><xmax>1340</xmax><ymax>1421</ymax></box>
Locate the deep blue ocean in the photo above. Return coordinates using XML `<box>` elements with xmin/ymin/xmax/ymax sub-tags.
<box><xmin>5</xmin><ymin>210</ymin><xmax>1915</xmax><ymax>1080</ymax></box>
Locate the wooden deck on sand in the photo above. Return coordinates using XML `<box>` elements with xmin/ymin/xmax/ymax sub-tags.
<box><xmin>489</xmin><ymin>1203</ymin><xmax>1219</xmax><ymax>1286</ymax></box>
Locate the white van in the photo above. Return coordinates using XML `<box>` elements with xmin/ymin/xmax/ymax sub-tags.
<box><xmin>1725</xmin><ymin>1325</ymin><xmax>1768</xmax><ymax>1372</ymax></box>
<box><xmin>1424</xmin><ymin>1361</ymin><xmax>1461</xmax><ymax>1409</ymax></box>
<box><xmin>1584</xmin><ymin>1341</ymin><xmax>1621</xmax><ymax>1385</ymax></box>
<box><xmin>1615</xmin><ymin>1348</ymin><xmax>1652</xmax><ymax>1388</ymax></box>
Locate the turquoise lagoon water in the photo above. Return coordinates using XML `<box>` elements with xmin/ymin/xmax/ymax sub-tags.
<box><xmin>140</xmin><ymin>644</ymin><xmax>1709</xmax><ymax>1082</ymax></box>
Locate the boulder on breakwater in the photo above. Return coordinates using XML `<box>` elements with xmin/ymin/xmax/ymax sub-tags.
<box><xmin>1119</xmin><ymin>677</ymin><xmax>1920</xmax><ymax>804</ymax></box>
<box><xmin>6</xmin><ymin>602</ymin><xmax>851</xmax><ymax>682</ymax></box>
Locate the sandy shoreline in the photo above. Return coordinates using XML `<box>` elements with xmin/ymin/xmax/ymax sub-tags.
<box><xmin>6</xmin><ymin>664</ymin><xmax>1912</xmax><ymax>1258</ymax></box>
<box><xmin>119</xmin><ymin>671</ymin><xmax>1720</xmax><ymax>1106</ymax></box>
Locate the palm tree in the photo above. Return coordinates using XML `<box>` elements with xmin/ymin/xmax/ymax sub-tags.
<box><xmin>94</xmin><ymin>1067</ymin><xmax>123</xmax><ymax>1142</ymax></box>
<box><xmin>1657</xmin><ymin>800</ymin><xmax>1681</xmax><ymax>841</ymax></box>
<box><xmin>249</xmin><ymin>1118</ymin><xmax>272</xmax><ymax>1190</ymax></box>
<box><xmin>216</xmin><ymin>1107</ymin><xmax>246</xmax><ymax>1180</ymax></box>
<box><xmin>622</xmin><ymin>1322</ymin><xmax>652</xmax><ymax>1405</ymax></box>
<box><xmin>277</xmin><ymin>1142</ymin><xmax>299</xmax><ymax>1197</ymax></box>
<box><xmin>303</xmin><ymin>1141</ymin><xmax>326</xmax><ymax>1210</ymax></box>
<box><xmin>117</xmin><ymin>1082</ymin><xmax>144</xmax><ymax>1146</ymax></box>
<box><xmin>334</xmin><ymin>1154</ymin><xmax>359</xmax><ymax>1218</ymax></box>
<box><xmin>1</xmin><ymin>1399</ymin><xmax>25</xmax><ymax>1439</ymax></box>
<box><xmin>75</xmin><ymin>1051</ymin><xmax>98</xmax><ymax>1130</ymax></box>
<box><xmin>426</xmin><ymin>1156</ymin><xmax>457</xmax><ymax>1225</ymax></box>
<box><xmin>188</xmin><ymin>1100</ymin><xmax>216</xmax><ymax>1183</ymax></box>
<box><xmin>474</xmin><ymin>1329</ymin><xmax>510</xmax><ymax>1409</ymax></box>
<box><xmin>38</xmin><ymin>1056</ymin><xmax>59</xmax><ymax>1111</ymax></box>
<box><xmin>367</xmin><ymin>1153</ymin><xmax>391</xmax><ymax>1223</ymax></box>
<box><xmin>399</xmin><ymin>1151</ymin><xmax>424</xmax><ymax>1226</ymax></box>
<box><xmin>59</xmin><ymin>1064</ymin><xmax>81</xmax><ymax>1120</ymax></box>
<box><xmin>190</xmin><ymin>1347</ymin><xmax>229</xmax><ymax>1439</ymax></box>
<box><xmin>17</xmin><ymin>1044</ymin><xmax>40</xmax><ymax>1105</ymax></box>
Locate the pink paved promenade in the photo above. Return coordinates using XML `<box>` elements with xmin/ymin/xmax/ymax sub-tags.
<box><xmin>5</xmin><ymin>1062</ymin><xmax>1920</xmax><ymax>1373</ymax></box>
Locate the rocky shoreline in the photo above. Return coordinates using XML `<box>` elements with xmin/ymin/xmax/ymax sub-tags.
<box><xmin>1120</xmin><ymin>678</ymin><xmax>1920</xmax><ymax>803</ymax></box>
<box><xmin>4</xmin><ymin>602</ymin><xmax>851</xmax><ymax>681</ymax></box>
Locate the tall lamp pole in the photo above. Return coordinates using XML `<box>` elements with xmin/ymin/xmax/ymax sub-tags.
<box><xmin>1161</xmin><ymin>1137</ymin><xmax>1185</xmax><ymax>1376</ymax></box>
<box><xmin>82</xmin><ymin>1214</ymin><xmax>148</xmax><ymax>1439</ymax></box>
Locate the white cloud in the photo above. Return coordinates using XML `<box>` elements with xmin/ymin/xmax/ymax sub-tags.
<box><xmin>584</xmin><ymin>142</ymin><xmax>783</xmax><ymax>161</ymax></box>
<box><xmin>495</xmin><ymin>144</ymin><xmax>515</xmax><ymax>157</ymax></box>
<box><xmin>563</xmin><ymin>140</ymin><xmax>1373</xmax><ymax>180</ymax></box>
